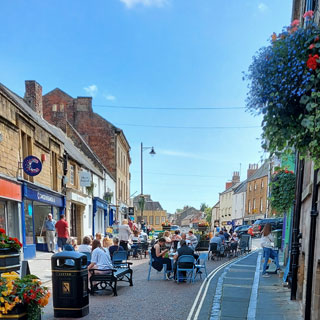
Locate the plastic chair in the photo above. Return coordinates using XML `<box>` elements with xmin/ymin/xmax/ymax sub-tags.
<box><xmin>113</xmin><ymin>250</ymin><xmax>128</xmax><ymax>268</ymax></box>
<box><xmin>176</xmin><ymin>255</ymin><xmax>196</xmax><ymax>283</ymax></box>
<box><xmin>147</xmin><ymin>250</ymin><xmax>167</xmax><ymax>280</ymax></box>
<box><xmin>209</xmin><ymin>242</ymin><xmax>222</xmax><ymax>260</ymax></box>
<box><xmin>195</xmin><ymin>253</ymin><xmax>208</xmax><ymax>279</ymax></box>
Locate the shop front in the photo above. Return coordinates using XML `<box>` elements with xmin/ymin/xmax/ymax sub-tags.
<box><xmin>232</xmin><ymin>219</ymin><xmax>243</xmax><ymax>226</ymax></box>
<box><xmin>66</xmin><ymin>191</ymin><xmax>89</xmax><ymax>244</ymax></box>
<box><xmin>21</xmin><ymin>183</ymin><xmax>65</xmax><ymax>259</ymax></box>
<box><xmin>0</xmin><ymin>178</ymin><xmax>22</xmax><ymax>242</ymax></box>
<box><xmin>93</xmin><ymin>198</ymin><xmax>108</xmax><ymax>236</ymax></box>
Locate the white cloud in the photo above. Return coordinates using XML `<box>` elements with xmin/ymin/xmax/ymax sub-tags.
<box><xmin>258</xmin><ymin>2</ymin><xmax>268</xmax><ymax>12</ymax></box>
<box><xmin>159</xmin><ymin>149</ymin><xmax>207</xmax><ymax>160</ymax></box>
<box><xmin>105</xmin><ymin>94</ymin><xmax>116</xmax><ymax>101</ymax></box>
<box><xmin>84</xmin><ymin>84</ymin><xmax>98</xmax><ymax>97</ymax></box>
<box><xmin>120</xmin><ymin>0</ymin><xmax>167</xmax><ymax>9</ymax></box>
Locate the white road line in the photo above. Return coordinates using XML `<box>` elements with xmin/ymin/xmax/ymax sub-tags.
<box><xmin>247</xmin><ymin>252</ymin><xmax>262</xmax><ymax>320</ymax></box>
<box><xmin>187</xmin><ymin>251</ymin><xmax>256</xmax><ymax>320</ymax></box>
<box><xmin>186</xmin><ymin>260</ymin><xmax>232</xmax><ymax>320</ymax></box>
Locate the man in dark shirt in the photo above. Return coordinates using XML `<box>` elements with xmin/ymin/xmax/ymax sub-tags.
<box><xmin>173</xmin><ymin>240</ymin><xmax>198</xmax><ymax>280</ymax></box>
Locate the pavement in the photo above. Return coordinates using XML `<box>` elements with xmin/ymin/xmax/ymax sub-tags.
<box><xmin>26</xmin><ymin>240</ymin><xmax>302</xmax><ymax>320</ymax></box>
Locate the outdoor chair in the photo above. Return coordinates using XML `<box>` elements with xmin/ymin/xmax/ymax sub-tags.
<box><xmin>195</xmin><ymin>253</ymin><xmax>208</xmax><ymax>279</ymax></box>
<box><xmin>113</xmin><ymin>250</ymin><xmax>129</xmax><ymax>268</ymax></box>
<box><xmin>176</xmin><ymin>255</ymin><xmax>196</xmax><ymax>283</ymax></box>
<box><xmin>209</xmin><ymin>243</ymin><xmax>222</xmax><ymax>261</ymax></box>
<box><xmin>147</xmin><ymin>249</ymin><xmax>168</xmax><ymax>280</ymax></box>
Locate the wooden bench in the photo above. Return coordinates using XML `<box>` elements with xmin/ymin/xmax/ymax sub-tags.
<box><xmin>89</xmin><ymin>264</ymin><xmax>133</xmax><ymax>296</ymax></box>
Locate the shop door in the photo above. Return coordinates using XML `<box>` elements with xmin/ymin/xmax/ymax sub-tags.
<box><xmin>70</xmin><ymin>203</ymin><xmax>77</xmax><ymax>237</ymax></box>
<box><xmin>94</xmin><ymin>209</ymin><xmax>104</xmax><ymax>234</ymax></box>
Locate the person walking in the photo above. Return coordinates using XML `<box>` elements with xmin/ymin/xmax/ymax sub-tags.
<box><xmin>118</xmin><ymin>219</ymin><xmax>132</xmax><ymax>251</ymax></box>
<box><xmin>55</xmin><ymin>214</ymin><xmax>69</xmax><ymax>252</ymax></box>
<box><xmin>45</xmin><ymin>213</ymin><xmax>56</xmax><ymax>253</ymax></box>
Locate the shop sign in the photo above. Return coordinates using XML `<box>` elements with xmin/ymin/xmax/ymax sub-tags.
<box><xmin>23</xmin><ymin>156</ymin><xmax>42</xmax><ymax>177</ymax></box>
<box><xmin>79</xmin><ymin>171</ymin><xmax>91</xmax><ymax>187</ymax></box>
<box><xmin>0</xmin><ymin>178</ymin><xmax>21</xmax><ymax>201</ymax></box>
<box><xmin>94</xmin><ymin>198</ymin><xmax>108</xmax><ymax>211</ymax></box>
<box><xmin>67</xmin><ymin>192</ymin><xmax>86</xmax><ymax>204</ymax></box>
<box><xmin>24</xmin><ymin>186</ymin><xmax>64</xmax><ymax>207</ymax></box>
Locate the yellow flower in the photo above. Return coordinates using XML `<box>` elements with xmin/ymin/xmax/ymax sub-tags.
<box><xmin>0</xmin><ymin>297</ymin><xmax>4</xmax><ymax>303</ymax></box>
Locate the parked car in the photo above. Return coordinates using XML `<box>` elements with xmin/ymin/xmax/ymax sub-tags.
<box><xmin>234</xmin><ymin>225</ymin><xmax>251</xmax><ymax>237</ymax></box>
<box><xmin>252</xmin><ymin>218</ymin><xmax>283</xmax><ymax>237</ymax></box>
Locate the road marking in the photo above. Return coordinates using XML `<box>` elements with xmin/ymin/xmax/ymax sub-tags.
<box><xmin>187</xmin><ymin>251</ymin><xmax>256</xmax><ymax>320</ymax></box>
<box><xmin>186</xmin><ymin>260</ymin><xmax>233</xmax><ymax>320</ymax></box>
<box><xmin>247</xmin><ymin>251</ymin><xmax>262</xmax><ymax>320</ymax></box>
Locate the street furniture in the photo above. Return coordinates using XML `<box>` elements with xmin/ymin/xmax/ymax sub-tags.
<box><xmin>51</xmin><ymin>251</ymin><xmax>89</xmax><ymax>318</ymax></box>
<box><xmin>195</xmin><ymin>253</ymin><xmax>208</xmax><ymax>279</ymax></box>
<box><xmin>176</xmin><ymin>255</ymin><xmax>196</xmax><ymax>283</ymax></box>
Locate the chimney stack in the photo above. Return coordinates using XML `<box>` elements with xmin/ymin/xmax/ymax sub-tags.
<box><xmin>225</xmin><ymin>182</ymin><xmax>232</xmax><ymax>190</ymax></box>
<box><xmin>24</xmin><ymin>81</ymin><xmax>43</xmax><ymax>116</ymax></box>
<box><xmin>232</xmin><ymin>171</ymin><xmax>240</xmax><ymax>185</ymax></box>
<box><xmin>247</xmin><ymin>164</ymin><xmax>258</xmax><ymax>179</ymax></box>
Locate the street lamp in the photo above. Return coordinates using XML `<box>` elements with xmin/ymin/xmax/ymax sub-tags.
<box><xmin>139</xmin><ymin>142</ymin><xmax>156</xmax><ymax>222</ymax></box>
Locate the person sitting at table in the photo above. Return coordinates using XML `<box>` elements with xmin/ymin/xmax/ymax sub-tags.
<box><xmin>102</xmin><ymin>236</ymin><xmax>113</xmax><ymax>249</ymax></box>
<box><xmin>108</xmin><ymin>237</ymin><xmax>125</xmax><ymax>258</ymax></box>
<box><xmin>173</xmin><ymin>239</ymin><xmax>198</xmax><ymax>280</ymax></box>
<box><xmin>163</xmin><ymin>231</ymin><xmax>172</xmax><ymax>244</ymax></box>
<box><xmin>171</xmin><ymin>230</ymin><xmax>182</xmax><ymax>250</ymax></box>
<box><xmin>151</xmin><ymin>238</ymin><xmax>172</xmax><ymax>279</ymax></box>
<box><xmin>131</xmin><ymin>230</ymin><xmax>140</xmax><ymax>257</ymax></box>
<box><xmin>218</xmin><ymin>230</ymin><xmax>225</xmax><ymax>244</ymax></box>
<box><xmin>210</xmin><ymin>233</ymin><xmax>224</xmax><ymax>255</ymax></box>
<box><xmin>223</xmin><ymin>229</ymin><xmax>230</xmax><ymax>241</ymax></box>
<box><xmin>187</xmin><ymin>230</ymin><xmax>198</xmax><ymax>251</ymax></box>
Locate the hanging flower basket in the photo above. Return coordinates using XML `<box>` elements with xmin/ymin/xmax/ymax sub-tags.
<box><xmin>245</xmin><ymin>11</ymin><xmax>320</xmax><ymax>167</ymax></box>
<box><xmin>270</xmin><ymin>168</ymin><xmax>296</xmax><ymax>215</ymax></box>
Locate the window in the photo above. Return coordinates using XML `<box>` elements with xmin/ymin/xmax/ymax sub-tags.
<box><xmin>161</xmin><ymin>216</ymin><xmax>166</xmax><ymax>223</ymax></box>
<box><xmin>260</xmin><ymin>198</ymin><xmax>263</xmax><ymax>212</ymax></box>
<box><xmin>70</xmin><ymin>164</ymin><xmax>75</xmax><ymax>185</ymax></box>
<box><xmin>253</xmin><ymin>199</ymin><xmax>256</xmax><ymax>210</ymax></box>
<box><xmin>60</xmin><ymin>104</ymin><xmax>64</xmax><ymax>112</ymax></box>
<box><xmin>248</xmin><ymin>200</ymin><xmax>251</xmax><ymax>213</ymax></box>
<box><xmin>249</xmin><ymin>184</ymin><xmax>252</xmax><ymax>192</ymax></box>
<box><xmin>254</xmin><ymin>183</ymin><xmax>257</xmax><ymax>190</ymax></box>
<box><xmin>261</xmin><ymin>180</ymin><xmax>264</xmax><ymax>189</ymax></box>
<box><xmin>149</xmin><ymin>216</ymin><xmax>153</xmax><ymax>225</ymax></box>
<box><xmin>52</xmin><ymin>104</ymin><xmax>57</xmax><ymax>111</ymax></box>
<box><xmin>155</xmin><ymin>216</ymin><xmax>160</xmax><ymax>225</ymax></box>
<box><xmin>143</xmin><ymin>216</ymin><xmax>148</xmax><ymax>223</ymax></box>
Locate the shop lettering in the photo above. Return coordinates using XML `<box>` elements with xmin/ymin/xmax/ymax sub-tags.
<box><xmin>37</xmin><ymin>192</ymin><xmax>56</xmax><ymax>204</ymax></box>
<box><xmin>57</xmin><ymin>272</ymin><xmax>72</xmax><ymax>276</ymax></box>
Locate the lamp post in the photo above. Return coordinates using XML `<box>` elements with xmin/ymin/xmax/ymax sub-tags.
<box><xmin>139</xmin><ymin>142</ymin><xmax>156</xmax><ymax>223</ymax></box>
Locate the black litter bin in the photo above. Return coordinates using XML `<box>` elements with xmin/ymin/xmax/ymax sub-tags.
<box><xmin>52</xmin><ymin>251</ymin><xmax>89</xmax><ymax>318</ymax></box>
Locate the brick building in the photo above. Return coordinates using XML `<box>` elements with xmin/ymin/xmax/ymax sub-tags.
<box><xmin>244</xmin><ymin>161</ymin><xmax>269</xmax><ymax>223</ymax></box>
<box><xmin>42</xmin><ymin>88</ymin><xmax>130</xmax><ymax>220</ymax></box>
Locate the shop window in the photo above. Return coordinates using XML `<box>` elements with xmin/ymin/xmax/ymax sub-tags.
<box><xmin>21</xmin><ymin>131</ymin><xmax>33</xmax><ymax>182</ymax></box>
<box><xmin>24</xmin><ymin>200</ymin><xmax>34</xmax><ymax>244</ymax></box>
<box><xmin>149</xmin><ymin>216</ymin><xmax>153</xmax><ymax>225</ymax></box>
<box><xmin>70</xmin><ymin>164</ymin><xmax>75</xmax><ymax>185</ymax></box>
<box><xmin>70</xmin><ymin>203</ymin><xmax>77</xmax><ymax>237</ymax></box>
<box><xmin>143</xmin><ymin>216</ymin><xmax>147</xmax><ymax>223</ymax></box>
<box><xmin>7</xmin><ymin>201</ymin><xmax>19</xmax><ymax>239</ymax></box>
<box><xmin>51</xmin><ymin>152</ymin><xmax>58</xmax><ymax>191</ymax></box>
<box><xmin>33</xmin><ymin>201</ymin><xmax>51</xmax><ymax>242</ymax></box>
<box><xmin>155</xmin><ymin>216</ymin><xmax>160</xmax><ymax>225</ymax></box>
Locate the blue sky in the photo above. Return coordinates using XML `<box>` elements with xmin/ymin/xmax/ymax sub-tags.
<box><xmin>0</xmin><ymin>0</ymin><xmax>292</xmax><ymax>213</ymax></box>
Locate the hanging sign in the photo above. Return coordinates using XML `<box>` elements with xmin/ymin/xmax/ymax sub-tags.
<box><xmin>79</xmin><ymin>171</ymin><xmax>92</xmax><ymax>187</ymax></box>
<box><xmin>23</xmin><ymin>156</ymin><xmax>42</xmax><ymax>176</ymax></box>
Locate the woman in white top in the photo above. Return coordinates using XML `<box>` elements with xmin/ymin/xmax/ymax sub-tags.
<box><xmin>261</xmin><ymin>223</ymin><xmax>281</xmax><ymax>277</ymax></box>
<box><xmin>118</xmin><ymin>219</ymin><xmax>132</xmax><ymax>251</ymax></box>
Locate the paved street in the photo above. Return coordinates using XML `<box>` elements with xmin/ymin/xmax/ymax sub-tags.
<box><xmin>27</xmin><ymin>240</ymin><xmax>302</xmax><ymax>320</ymax></box>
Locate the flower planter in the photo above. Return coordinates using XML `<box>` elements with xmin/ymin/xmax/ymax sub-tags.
<box><xmin>197</xmin><ymin>227</ymin><xmax>208</xmax><ymax>232</ymax></box>
<box><xmin>0</xmin><ymin>304</ymin><xmax>27</xmax><ymax>320</ymax></box>
<box><xmin>0</xmin><ymin>248</ymin><xmax>20</xmax><ymax>273</ymax></box>
<box><xmin>162</xmin><ymin>226</ymin><xmax>171</xmax><ymax>231</ymax></box>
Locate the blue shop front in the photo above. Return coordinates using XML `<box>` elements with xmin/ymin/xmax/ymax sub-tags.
<box><xmin>21</xmin><ymin>182</ymin><xmax>65</xmax><ymax>259</ymax></box>
<box><xmin>92</xmin><ymin>197</ymin><xmax>109</xmax><ymax>236</ymax></box>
